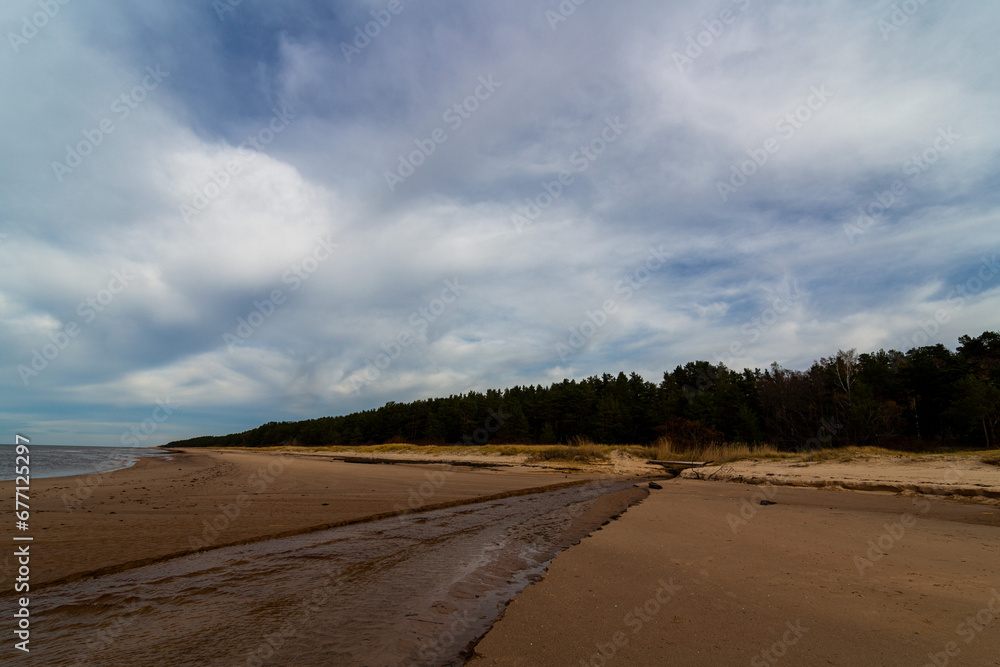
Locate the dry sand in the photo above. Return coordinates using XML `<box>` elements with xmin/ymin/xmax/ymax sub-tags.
<box><xmin>257</xmin><ymin>445</ymin><xmax>661</xmax><ymax>476</ymax></box>
<box><xmin>684</xmin><ymin>455</ymin><xmax>1000</xmax><ymax>502</ymax></box>
<box><xmin>1</xmin><ymin>447</ymin><xmax>620</xmax><ymax>587</ymax></box>
<box><xmin>471</xmin><ymin>479</ymin><xmax>1000</xmax><ymax>666</ymax></box>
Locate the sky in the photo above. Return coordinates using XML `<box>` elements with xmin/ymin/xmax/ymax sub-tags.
<box><xmin>1</xmin><ymin>0</ymin><xmax>998</xmax><ymax>447</ymax></box>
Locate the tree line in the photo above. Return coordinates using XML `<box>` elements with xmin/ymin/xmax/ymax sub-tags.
<box><xmin>168</xmin><ymin>331</ymin><xmax>1000</xmax><ymax>451</ymax></box>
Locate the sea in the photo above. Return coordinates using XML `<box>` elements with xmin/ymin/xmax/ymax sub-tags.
<box><xmin>0</xmin><ymin>444</ymin><xmax>172</xmax><ymax>481</ymax></box>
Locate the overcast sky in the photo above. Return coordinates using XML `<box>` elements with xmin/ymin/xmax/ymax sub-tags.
<box><xmin>2</xmin><ymin>0</ymin><xmax>998</xmax><ymax>446</ymax></box>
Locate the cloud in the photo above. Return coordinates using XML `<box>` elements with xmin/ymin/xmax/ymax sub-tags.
<box><xmin>2</xmin><ymin>0</ymin><xmax>999</xmax><ymax>445</ymax></box>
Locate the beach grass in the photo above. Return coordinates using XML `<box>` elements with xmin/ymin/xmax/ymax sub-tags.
<box><xmin>796</xmin><ymin>446</ymin><xmax>1000</xmax><ymax>464</ymax></box>
<box><xmin>526</xmin><ymin>444</ymin><xmax>608</xmax><ymax>463</ymax></box>
<box><xmin>797</xmin><ymin>445</ymin><xmax>906</xmax><ymax>463</ymax></box>
<box><xmin>649</xmin><ymin>438</ymin><xmax>789</xmax><ymax>465</ymax></box>
<box><xmin>210</xmin><ymin>441</ymin><xmax>996</xmax><ymax>466</ymax></box>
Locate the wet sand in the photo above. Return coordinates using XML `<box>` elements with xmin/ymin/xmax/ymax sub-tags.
<box><xmin>471</xmin><ymin>480</ymin><xmax>1000</xmax><ymax>666</ymax></box>
<box><xmin>5</xmin><ymin>482</ymin><xmax>646</xmax><ymax>666</ymax></box>
<box><xmin>1</xmin><ymin>448</ymin><xmax>623</xmax><ymax>588</ymax></box>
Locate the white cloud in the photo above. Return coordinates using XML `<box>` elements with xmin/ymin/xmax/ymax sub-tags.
<box><xmin>2</xmin><ymin>0</ymin><xmax>999</xmax><ymax>445</ymax></box>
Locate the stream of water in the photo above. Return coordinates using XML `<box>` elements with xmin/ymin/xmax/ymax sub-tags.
<box><xmin>21</xmin><ymin>481</ymin><xmax>646</xmax><ymax>666</ymax></box>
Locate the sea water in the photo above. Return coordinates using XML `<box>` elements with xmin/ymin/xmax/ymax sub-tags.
<box><xmin>0</xmin><ymin>444</ymin><xmax>172</xmax><ymax>481</ymax></box>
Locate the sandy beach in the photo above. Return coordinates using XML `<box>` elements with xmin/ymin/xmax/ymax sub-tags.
<box><xmin>472</xmin><ymin>479</ymin><xmax>1000</xmax><ymax>666</ymax></box>
<box><xmin>3</xmin><ymin>447</ymin><xmax>998</xmax><ymax>665</ymax></box>
<box><xmin>4</xmin><ymin>448</ymin><xmax>618</xmax><ymax>588</ymax></box>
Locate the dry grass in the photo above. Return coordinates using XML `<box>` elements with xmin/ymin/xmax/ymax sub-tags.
<box><xmin>263</xmin><ymin>442</ymin><xmax>611</xmax><ymax>462</ymax></box>
<box><xmin>797</xmin><ymin>445</ymin><xmax>895</xmax><ymax>463</ymax></box>
<box><xmin>302</xmin><ymin>444</ymin><xmax>463</xmax><ymax>455</ymax></box>
<box><xmin>526</xmin><ymin>444</ymin><xmax>608</xmax><ymax>463</ymax></box>
<box><xmin>795</xmin><ymin>446</ymin><xmax>962</xmax><ymax>463</ymax></box>
<box><xmin>652</xmin><ymin>438</ymin><xmax>788</xmax><ymax>465</ymax></box>
<box><xmin>218</xmin><ymin>441</ymin><xmax>998</xmax><ymax>467</ymax></box>
<box><xmin>626</xmin><ymin>446</ymin><xmax>660</xmax><ymax>460</ymax></box>
<box><xmin>479</xmin><ymin>444</ymin><xmax>532</xmax><ymax>457</ymax></box>
<box><xmin>229</xmin><ymin>441</ymin><xmax>779</xmax><ymax>465</ymax></box>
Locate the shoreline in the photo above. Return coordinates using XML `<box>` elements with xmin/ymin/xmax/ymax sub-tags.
<box><xmin>0</xmin><ymin>444</ymin><xmax>171</xmax><ymax>482</ymax></box>
<box><xmin>3</xmin><ymin>447</ymin><xmax>639</xmax><ymax>588</ymax></box>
